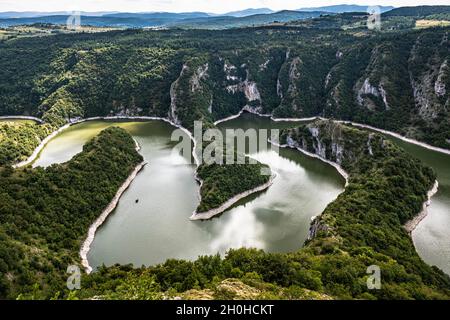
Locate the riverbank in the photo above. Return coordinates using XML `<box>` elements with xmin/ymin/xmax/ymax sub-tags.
<box><xmin>190</xmin><ymin>174</ymin><xmax>276</xmax><ymax>221</ymax></box>
<box><xmin>272</xmin><ymin>140</ymin><xmax>349</xmax><ymax>187</ymax></box>
<box><xmin>335</xmin><ymin>121</ymin><xmax>450</xmax><ymax>156</ymax></box>
<box><xmin>270</xmin><ymin>138</ymin><xmax>349</xmax><ymax>243</ymax></box>
<box><xmin>211</xmin><ymin>105</ymin><xmax>450</xmax><ymax>156</ymax></box>
<box><xmin>13</xmin><ymin>115</ymin><xmax>201</xmax><ymax>168</ymax></box>
<box><xmin>213</xmin><ymin>105</ymin><xmax>271</xmax><ymax>126</ymax></box>
<box><xmin>404</xmin><ymin>180</ymin><xmax>439</xmax><ymax>235</ymax></box>
<box><xmin>26</xmin><ymin>114</ymin><xmax>268</xmax><ymax>223</ymax></box>
<box><xmin>80</xmin><ymin>160</ymin><xmax>147</xmax><ymax>273</ymax></box>
<box><xmin>273</xmin><ymin>127</ymin><xmax>442</xmax><ymax>261</ymax></box>
<box><xmin>274</xmin><ymin>115</ymin><xmax>450</xmax><ymax>155</ymax></box>
<box><xmin>8</xmin><ymin>112</ymin><xmax>446</xmax><ymax>270</ymax></box>
<box><xmin>13</xmin><ymin>122</ymin><xmax>72</xmax><ymax>168</ymax></box>
<box><xmin>0</xmin><ymin>115</ymin><xmax>44</xmax><ymax>123</ymax></box>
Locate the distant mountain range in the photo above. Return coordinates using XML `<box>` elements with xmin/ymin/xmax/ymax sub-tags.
<box><xmin>0</xmin><ymin>11</ymin><xmax>118</xmax><ymax>18</ymax></box>
<box><xmin>170</xmin><ymin>10</ymin><xmax>328</xmax><ymax>29</ymax></box>
<box><xmin>382</xmin><ymin>5</ymin><xmax>450</xmax><ymax>16</ymax></box>
<box><xmin>0</xmin><ymin>10</ymin><xmax>329</xmax><ymax>29</ymax></box>
<box><xmin>102</xmin><ymin>12</ymin><xmax>210</xmax><ymax>20</ymax></box>
<box><xmin>222</xmin><ymin>8</ymin><xmax>275</xmax><ymax>17</ymax></box>
<box><xmin>0</xmin><ymin>4</ymin><xmax>394</xmax><ymax>20</ymax></box>
<box><xmin>297</xmin><ymin>4</ymin><xmax>395</xmax><ymax>13</ymax></box>
<box><xmin>2</xmin><ymin>5</ymin><xmax>450</xmax><ymax>30</ymax></box>
<box><xmin>0</xmin><ymin>8</ymin><xmax>275</xmax><ymax>20</ymax></box>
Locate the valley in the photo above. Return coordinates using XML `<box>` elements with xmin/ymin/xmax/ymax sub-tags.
<box><xmin>0</xmin><ymin>5</ymin><xmax>449</xmax><ymax>301</ymax></box>
<box><xmin>31</xmin><ymin>118</ymin><xmax>344</xmax><ymax>270</ymax></box>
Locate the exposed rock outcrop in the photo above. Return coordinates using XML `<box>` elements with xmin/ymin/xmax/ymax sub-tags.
<box><xmin>435</xmin><ymin>60</ymin><xmax>448</xmax><ymax>97</ymax></box>
<box><xmin>169</xmin><ymin>64</ymin><xmax>188</xmax><ymax>125</ymax></box>
<box><xmin>225</xmin><ymin>69</ymin><xmax>261</xmax><ymax>103</ymax></box>
<box><xmin>190</xmin><ymin>63</ymin><xmax>209</xmax><ymax>92</ymax></box>
<box><xmin>356</xmin><ymin>78</ymin><xmax>390</xmax><ymax>111</ymax></box>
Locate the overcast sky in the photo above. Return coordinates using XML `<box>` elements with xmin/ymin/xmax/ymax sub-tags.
<box><xmin>0</xmin><ymin>1</ymin><xmax>448</xmax><ymax>14</ymax></box>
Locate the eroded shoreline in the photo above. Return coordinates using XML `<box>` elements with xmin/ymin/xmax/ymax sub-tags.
<box><xmin>190</xmin><ymin>174</ymin><xmax>277</xmax><ymax>221</ymax></box>
<box><xmin>274</xmin><ymin>139</ymin><xmax>440</xmax><ymax>241</ymax></box>
<box><xmin>213</xmin><ymin>106</ymin><xmax>450</xmax><ymax>156</ymax></box>
<box><xmin>14</xmin><ymin>115</ymin><xmax>201</xmax><ymax>168</ymax></box>
<box><xmin>13</xmin><ymin>122</ymin><xmax>72</xmax><ymax>168</ymax></box>
<box><xmin>0</xmin><ymin>115</ymin><xmax>44</xmax><ymax>123</ymax></box>
<box><xmin>404</xmin><ymin>180</ymin><xmax>439</xmax><ymax>235</ymax></box>
<box><xmin>272</xmin><ymin>141</ymin><xmax>349</xmax><ymax>186</ymax></box>
<box><xmin>80</xmin><ymin>161</ymin><xmax>147</xmax><ymax>273</ymax></box>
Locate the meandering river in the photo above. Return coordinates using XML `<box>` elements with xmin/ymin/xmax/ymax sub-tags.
<box><xmin>31</xmin><ymin>114</ymin><xmax>450</xmax><ymax>274</ymax></box>
<box><xmin>32</xmin><ymin>118</ymin><xmax>344</xmax><ymax>268</ymax></box>
<box><xmin>388</xmin><ymin>137</ymin><xmax>450</xmax><ymax>275</ymax></box>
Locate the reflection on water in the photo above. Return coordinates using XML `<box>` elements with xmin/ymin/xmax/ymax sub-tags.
<box><xmin>34</xmin><ymin>117</ymin><xmax>344</xmax><ymax>268</ymax></box>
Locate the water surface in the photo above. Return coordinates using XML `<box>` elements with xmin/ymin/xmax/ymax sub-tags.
<box><xmin>34</xmin><ymin>117</ymin><xmax>344</xmax><ymax>268</ymax></box>
<box><xmin>33</xmin><ymin>114</ymin><xmax>450</xmax><ymax>275</ymax></box>
<box><xmin>390</xmin><ymin>137</ymin><xmax>450</xmax><ymax>275</ymax></box>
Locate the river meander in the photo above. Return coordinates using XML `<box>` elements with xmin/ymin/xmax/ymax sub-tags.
<box><xmin>31</xmin><ymin>114</ymin><xmax>450</xmax><ymax>274</ymax></box>
<box><xmin>32</xmin><ymin>117</ymin><xmax>344</xmax><ymax>269</ymax></box>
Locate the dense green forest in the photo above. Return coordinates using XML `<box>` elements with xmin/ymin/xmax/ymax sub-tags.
<box><xmin>0</xmin><ymin>127</ymin><xmax>143</xmax><ymax>298</ymax></box>
<box><xmin>196</xmin><ymin>161</ymin><xmax>270</xmax><ymax>212</ymax></box>
<box><xmin>0</xmin><ymin>121</ymin><xmax>53</xmax><ymax>165</ymax></box>
<box><xmin>0</xmin><ymin>23</ymin><xmax>448</xmax><ymax>150</ymax></box>
<box><xmin>2</xmin><ymin>120</ymin><xmax>448</xmax><ymax>299</ymax></box>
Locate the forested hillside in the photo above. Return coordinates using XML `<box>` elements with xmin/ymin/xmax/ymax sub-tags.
<box><xmin>0</xmin><ymin>25</ymin><xmax>448</xmax><ymax>151</ymax></box>
<box><xmin>0</xmin><ymin>127</ymin><xmax>143</xmax><ymax>298</ymax></box>
<box><xmin>0</xmin><ymin>121</ymin><xmax>52</xmax><ymax>165</ymax></box>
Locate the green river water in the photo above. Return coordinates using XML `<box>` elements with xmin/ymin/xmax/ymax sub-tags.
<box><xmin>30</xmin><ymin>114</ymin><xmax>450</xmax><ymax>274</ymax></box>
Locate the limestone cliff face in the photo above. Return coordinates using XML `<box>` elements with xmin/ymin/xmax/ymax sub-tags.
<box><xmin>190</xmin><ymin>63</ymin><xmax>209</xmax><ymax>93</ymax></box>
<box><xmin>356</xmin><ymin>78</ymin><xmax>391</xmax><ymax>111</ymax></box>
<box><xmin>435</xmin><ymin>60</ymin><xmax>448</xmax><ymax>98</ymax></box>
<box><xmin>284</xmin><ymin>120</ymin><xmax>374</xmax><ymax>168</ymax></box>
<box><xmin>321</xmin><ymin>32</ymin><xmax>449</xmax><ymax>148</ymax></box>
<box><xmin>409</xmin><ymin>34</ymin><xmax>449</xmax><ymax>121</ymax></box>
<box><xmin>8</xmin><ymin>27</ymin><xmax>449</xmax><ymax>148</ymax></box>
<box><xmin>225</xmin><ymin>70</ymin><xmax>262</xmax><ymax>103</ymax></box>
<box><xmin>169</xmin><ymin>64</ymin><xmax>188</xmax><ymax>125</ymax></box>
<box><xmin>353</xmin><ymin>46</ymin><xmax>395</xmax><ymax>113</ymax></box>
<box><xmin>308</xmin><ymin>216</ymin><xmax>329</xmax><ymax>241</ymax></box>
<box><xmin>282</xmin><ymin>120</ymin><xmax>388</xmax><ymax>241</ymax></box>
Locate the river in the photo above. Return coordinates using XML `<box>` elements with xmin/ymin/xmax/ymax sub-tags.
<box><xmin>388</xmin><ymin>137</ymin><xmax>450</xmax><ymax>275</ymax></box>
<box><xmin>31</xmin><ymin>114</ymin><xmax>450</xmax><ymax>274</ymax></box>
<box><xmin>32</xmin><ymin>117</ymin><xmax>344</xmax><ymax>268</ymax></box>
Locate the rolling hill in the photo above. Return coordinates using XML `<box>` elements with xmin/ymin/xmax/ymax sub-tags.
<box><xmin>297</xmin><ymin>4</ymin><xmax>394</xmax><ymax>13</ymax></box>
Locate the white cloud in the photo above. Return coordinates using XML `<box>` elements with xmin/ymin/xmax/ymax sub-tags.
<box><xmin>0</xmin><ymin>0</ymin><xmax>448</xmax><ymax>14</ymax></box>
